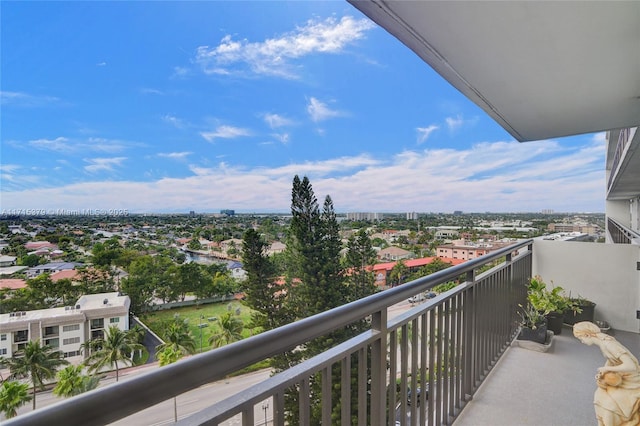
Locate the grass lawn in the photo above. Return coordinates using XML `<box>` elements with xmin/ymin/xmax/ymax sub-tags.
<box><xmin>144</xmin><ymin>300</ymin><xmax>259</xmax><ymax>353</ymax></box>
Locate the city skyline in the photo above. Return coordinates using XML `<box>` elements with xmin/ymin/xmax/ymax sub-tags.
<box><xmin>1</xmin><ymin>2</ymin><xmax>605</xmax><ymax>214</ymax></box>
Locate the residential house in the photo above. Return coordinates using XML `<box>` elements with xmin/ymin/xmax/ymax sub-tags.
<box><xmin>0</xmin><ymin>279</ymin><xmax>27</xmax><ymax>291</ymax></box>
<box><xmin>25</xmin><ymin>262</ymin><xmax>78</xmax><ymax>278</ymax></box>
<box><xmin>0</xmin><ymin>255</ymin><xmax>16</xmax><ymax>267</ymax></box>
<box><xmin>376</xmin><ymin>246</ymin><xmax>413</xmax><ymax>261</ymax></box>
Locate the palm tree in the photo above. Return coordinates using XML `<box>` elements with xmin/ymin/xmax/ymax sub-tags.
<box><xmin>84</xmin><ymin>326</ymin><xmax>144</xmax><ymax>382</ymax></box>
<box><xmin>208</xmin><ymin>312</ymin><xmax>243</xmax><ymax>348</ymax></box>
<box><xmin>156</xmin><ymin>316</ymin><xmax>196</xmax><ymax>356</ymax></box>
<box><xmin>53</xmin><ymin>365</ymin><xmax>100</xmax><ymax>398</ymax></box>
<box><xmin>0</xmin><ymin>380</ymin><xmax>32</xmax><ymax>419</ymax></box>
<box><xmin>156</xmin><ymin>346</ymin><xmax>183</xmax><ymax>422</ymax></box>
<box><xmin>4</xmin><ymin>340</ymin><xmax>69</xmax><ymax>410</ymax></box>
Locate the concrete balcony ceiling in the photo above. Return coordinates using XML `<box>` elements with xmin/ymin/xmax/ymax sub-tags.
<box><xmin>348</xmin><ymin>1</ymin><xmax>640</xmax><ymax>142</ymax></box>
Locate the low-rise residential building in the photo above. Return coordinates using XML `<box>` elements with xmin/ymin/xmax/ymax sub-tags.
<box><xmin>377</xmin><ymin>246</ymin><xmax>413</xmax><ymax>261</ymax></box>
<box><xmin>436</xmin><ymin>239</ymin><xmax>515</xmax><ymax>260</ymax></box>
<box><xmin>0</xmin><ymin>292</ymin><xmax>130</xmax><ymax>358</ymax></box>
<box><xmin>0</xmin><ymin>255</ymin><xmax>17</xmax><ymax>267</ymax></box>
<box><xmin>25</xmin><ymin>262</ymin><xmax>78</xmax><ymax>278</ymax></box>
<box><xmin>0</xmin><ymin>278</ymin><xmax>27</xmax><ymax>291</ymax></box>
<box><xmin>372</xmin><ymin>256</ymin><xmax>466</xmax><ymax>288</ymax></box>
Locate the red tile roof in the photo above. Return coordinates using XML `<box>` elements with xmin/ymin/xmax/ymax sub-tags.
<box><xmin>0</xmin><ymin>279</ymin><xmax>27</xmax><ymax>290</ymax></box>
<box><xmin>372</xmin><ymin>256</ymin><xmax>465</xmax><ymax>272</ymax></box>
<box><xmin>50</xmin><ymin>269</ymin><xmax>80</xmax><ymax>282</ymax></box>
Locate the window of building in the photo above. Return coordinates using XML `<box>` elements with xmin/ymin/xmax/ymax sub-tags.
<box><xmin>63</xmin><ymin>337</ymin><xmax>80</xmax><ymax>345</ymax></box>
<box><xmin>63</xmin><ymin>324</ymin><xmax>80</xmax><ymax>332</ymax></box>
<box><xmin>44</xmin><ymin>338</ymin><xmax>59</xmax><ymax>348</ymax></box>
<box><xmin>14</xmin><ymin>330</ymin><xmax>28</xmax><ymax>343</ymax></box>
<box><xmin>43</xmin><ymin>326</ymin><xmax>59</xmax><ymax>337</ymax></box>
<box><xmin>0</xmin><ymin>348</ymin><xmax>6</xmax><ymax>355</ymax></box>
<box><xmin>63</xmin><ymin>351</ymin><xmax>80</xmax><ymax>358</ymax></box>
<box><xmin>90</xmin><ymin>318</ymin><xmax>104</xmax><ymax>329</ymax></box>
<box><xmin>109</xmin><ymin>317</ymin><xmax>120</xmax><ymax>324</ymax></box>
<box><xmin>0</xmin><ymin>334</ymin><xmax>6</xmax><ymax>341</ymax></box>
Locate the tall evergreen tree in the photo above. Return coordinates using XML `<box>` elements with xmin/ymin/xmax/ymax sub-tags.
<box><xmin>241</xmin><ymin>229</ymin><xmax>292</xmax><ymax>332</ymax></box>
<box><xmin>286</xmin><ymin>176</ymin><xmax>356</xmax><ymax>424</ymax></box>
<box><xmin>345</xmin><ymin>229</ymin><xmax>379</xmax><ymax>301</ymax></box>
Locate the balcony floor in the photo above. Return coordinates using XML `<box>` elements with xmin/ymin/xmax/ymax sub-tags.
<box><xmin>453</xmin><ymin>326</ymin><xmax>640</xmax><ymax>426</ymax></box>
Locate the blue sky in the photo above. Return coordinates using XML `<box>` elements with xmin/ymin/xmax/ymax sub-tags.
<box><xmin>1</xmin><ymin>2</ymin><xmax>605</xmax><ymax>214</ymax></box>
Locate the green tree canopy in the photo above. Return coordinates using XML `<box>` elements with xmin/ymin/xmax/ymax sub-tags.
<box><xmin>4</xmin><ymin>340</ymin><xmax>69</xmax><ymax>410</ymax></box>
<box><xmin>208</xmin><ymin>312</ymin><xmax>243</xmax><ymax>348</ymax></box>
<box><xmin>52</xmin><ymin>365</ymin><xmax>100</xmax><ymax>398</ymax></box>
<box><xmin>0</xmin><ymin>380</ymin><xmax>32</xmax><ymax>419</ymax></box>
<box><xmin>156</xmin><ymin>315</ymin><xmax>196</xmax><ymax>356</ymax></box>
<box><xmin>84</xmin><ymin>326</ymin><xmax>145</xmax><ymax>382</ymax></box>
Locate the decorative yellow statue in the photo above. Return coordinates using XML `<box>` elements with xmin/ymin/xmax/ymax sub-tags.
<box><xmin>573</xmin><ymin>321</ymin><xmax>640</xmax><ymax>426</ymax></box>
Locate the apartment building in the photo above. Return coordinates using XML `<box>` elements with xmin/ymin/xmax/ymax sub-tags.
<box><xmin>436</xmin><ymin>239</ymin><xmax>515</xmax><ymax>260</ymax></box>
<box><xmin>0</xmin><ymin>292</ymin><xmax>130</xmax><ymax>358</ymax></box>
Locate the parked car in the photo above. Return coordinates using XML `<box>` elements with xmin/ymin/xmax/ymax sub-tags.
<box><xmin>408</xmin><ymin>294</ymin><xmax>425</xmax><ymax>303</ymax></box>
<box><xmin>407</xmin><ymin>384</ymin><xmax>429</xmax><ymax>406</ymax></box>
<box><xmin>408</xmin><ymin>291</ymin><xmax>436</xmax><ymax>303</ymax></box>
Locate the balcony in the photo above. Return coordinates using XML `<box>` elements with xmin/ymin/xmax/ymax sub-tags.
<box><xmin>6</xmin><ymin>238</ymin><xmax>639</xmax><ymax>425</ymax></box>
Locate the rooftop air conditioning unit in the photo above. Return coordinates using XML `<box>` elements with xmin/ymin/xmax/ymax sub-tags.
<box><xmin>103</xmin><ymin>299</ymin><xmax>108</xmax><ymax>305</ymax></box>
<box><xmin>9</xmin><ymin>312</ymin><xmax>15</xmax><ymax>317</ymax></box>
<box><xmin>75</xmin><ymin>304</ymin><xmax>81</xmax><ymax>309</ymax></box>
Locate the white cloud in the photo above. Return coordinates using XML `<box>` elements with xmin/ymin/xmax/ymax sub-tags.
<box><xmin>158</xmin><ymin>152</ymin><xmax>192</xmax><ymax>160</ymax></box>
<box><xmin>172</xmin><ymin>67</ymin><xmax>189</xmax><ymax>78</ymax></box>
<box><xmin>141</xmin><ymin>88</ymin><xmax>164</xmax><ymax>95</ymax></box>
<box><xmin>263</xmin><ymin>113</ymin><xmax>294</xmax><ymax>128</ymax></box>
<box><xmin>29</xmin><ymin>137</ymin><xmax>72</xmax><ymax>152</ymax></box>
<box><xmin>1</xmin><ymin>91</ymin><xmax>61</xmax><ymax>107</ymax></box>
<box><xmin>200</xmin><ymin>125</ymin><xmax>252</xmax><ymax>142</ymax></box>
<box><xmin>0</xmin><ymin>164</ymin><xmax>21</xmax><ymax>173</ymax></box>
<box><xmin>83</xmin><ymin>157</ymin><xmax>127</xmax><ymax>173</ymax></box>
<box><xmin>446</xmin><ymin>115</ymin><xmax>464</xmax><ymax>132</ymax></box>
<box><xmin>97</xmin><ymin>61</ymin><xmax>107</xmax><ymax>67</ymax></box>
<box><xmin>307</xmin><ymin>97</ymin><xmax>344</xmax><ymax>122</ymax></box>
<box><xmin>1</xmin><ymin>139</ymin><xmax>605</xmax><ymax>213</ymax></box>
<box><xmin>24</xmin><ymin>136</ymin><xmax>134</xmax><ymax>154</ymax></box>
<box><xmin>162</xmin><ymin>114</ymin><xmax>186</xmax><ymax>128</ymax></box>
<box><xmin>271</xmin><ymin>133</ymin><xmax>290</xmax><ymax>144</ymax></box>
<box><xmin>195</xmin><ymin>16</ymin><xmax>376</xmax><ymax>79</ymax></box>
<box><xmin>416</xmin><ymin>125</ymin><xmax>439</xmax><ymax>144</ymax></box>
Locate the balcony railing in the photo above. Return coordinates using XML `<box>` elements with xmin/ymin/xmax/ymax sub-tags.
<box><xmin>607</xmin><ymin>127</ymin><xmax>631</xmax><ymax>190</ymax></box>
<box><xmin>6</xmin><ymin>240</ymin><xmax>533</xmax><ymax>426</ymax></box>
<box><xmin>607</xmin><ymin>217</ymin><xmax>640</xmax><ymax>245</ymax></box>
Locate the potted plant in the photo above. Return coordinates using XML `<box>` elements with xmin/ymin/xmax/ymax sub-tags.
<box><xmin>517</xmin><ymin>303</ymin><xmax>548</xmax><ymax>344</ymax></box>
<box><xmin>563</xmin><ymin>294</ymin><xmax>596</xmax><ymax>325</ymax></box>
<box><xmin>527</xmin><ymin>276</ymin><xmax>569</xmax><ymax>335</ymax></box>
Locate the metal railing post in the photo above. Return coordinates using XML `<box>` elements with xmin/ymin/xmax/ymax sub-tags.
<box><xmin>371</xmin><ymin>308</ymin><xmax>387</xmax><ymax>425</ymax></box>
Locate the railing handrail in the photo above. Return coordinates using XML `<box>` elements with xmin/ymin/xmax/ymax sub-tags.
<box><xmin>6</xmin><ymin>239</ymin><xmax>534</xmax><ymax>426</ymax></box>
<box><xmin>607</xmin><ymin>217</ymin><xmax>640</xmax><ymax>244</ymax></box>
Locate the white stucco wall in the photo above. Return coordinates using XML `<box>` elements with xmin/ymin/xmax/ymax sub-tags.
<box><xmin>532</xmin><ymin>239</ymin><xmax>640</xmax><ymax>333</ymax></box>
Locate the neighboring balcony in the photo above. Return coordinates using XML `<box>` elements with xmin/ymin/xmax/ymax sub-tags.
<box><xmin>5</xmin><ymin>239</ymin><xmax>639</xmax><ymax>426</ymax></box>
